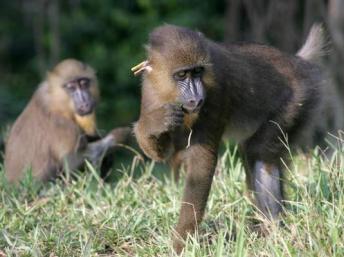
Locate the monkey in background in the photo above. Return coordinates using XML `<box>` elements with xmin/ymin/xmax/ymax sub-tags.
<box><xmin>132</xmin><ymin>24</ymin><xmax>330</xmax><ymax>253</ymax></box>
<box><xmin>4</xmin><ymin>59</ymin><xmax>130</xmax><ymax>183</ymax></box>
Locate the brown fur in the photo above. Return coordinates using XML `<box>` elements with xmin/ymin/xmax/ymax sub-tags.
<box><xmin>5</xmin><ymin>59</ymin><xmax>101</xmax><ymax>182</ymax></box>
<box><xmin>134</xmin><ymin>25</ymin><xmax>327</xmax><ymax>253</ymax></box>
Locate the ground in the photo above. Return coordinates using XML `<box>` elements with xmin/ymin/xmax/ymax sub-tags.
<box><xmin>0</xmin><ymin>142</ymin><xmax>343</xmax><ymax>257</ymax></box>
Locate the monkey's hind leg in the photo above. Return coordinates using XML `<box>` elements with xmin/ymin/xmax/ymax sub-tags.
<box><xmin>251</xmin><ymin>161</ymin><xmax>283</xmax><ymax>220</ymax></box>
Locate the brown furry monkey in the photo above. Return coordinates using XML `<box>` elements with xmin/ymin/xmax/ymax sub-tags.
<box><xmin>133</xmin><ymin>24</ymin><xmax>328</xmax><ymax>253</ymax></box>
<box><xmin>4</xmin><ymin>59</ymin><xmax>129</xmax><ymax>182</ymax></box>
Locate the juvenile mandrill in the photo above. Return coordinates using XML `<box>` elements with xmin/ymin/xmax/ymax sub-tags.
<box><xmin>133</xmin><ymin>24</ymin><xmax>327</xmax><ymax>253</ymax></box>
<box><xmin>5</xmin><ymin>59</ymin><xmax>128</xmax><ymax>182</ymax></box>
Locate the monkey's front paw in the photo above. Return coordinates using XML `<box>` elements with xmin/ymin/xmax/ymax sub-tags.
<box><xmin>172</xmin><ymin>235</ymin><xmax>185</xmax><ymax>255</ymax></box>
<box><xmin>164</xmin><ymin>104</ymin><xmax>184</xmax><ymax>131</ymax></box>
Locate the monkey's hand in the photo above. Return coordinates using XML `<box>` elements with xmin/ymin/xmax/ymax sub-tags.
<box><xmin>134</xmin><ymin>104</ymin><xmax>183</xmax><ymax>162</ymax></box>
<box><xmin>163</xmin><ymin>104</ymin><xmax>184</xmax><ymax>132</ymax></box>
<box><xmin>85</xmin><ymin>134</ymin><xmax>115</xmax><ymax>166</ymax></box>
<box><xmin>138</xmin><ymin>103</ymin><xmax>184</xmax><ymax>136</ymax></box>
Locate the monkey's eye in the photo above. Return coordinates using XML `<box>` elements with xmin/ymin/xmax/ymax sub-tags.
<box><xmin>64</xmin><ymin>82</ymin><xmax>77</xmax><ymax>92</ymax></box>
<box><xmin>174</xmin><ymin>70</ymin><xmax>187</xmax><ymax>81</ymax></box>
<box><xmin>193</xmin><ymin>67</ymin><xmax>204</xmax><ymax>77</ymax></box>
<box><xmin>79</xmin><ymin>78</ymin><xmax>90</xmax><ymax>89</ymax></box>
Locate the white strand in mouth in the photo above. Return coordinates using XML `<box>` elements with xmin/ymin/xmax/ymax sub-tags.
<box><xmin>186</xmin><ymin>128</ymin><xmax>193</xmax><ymax>149</ymax></box>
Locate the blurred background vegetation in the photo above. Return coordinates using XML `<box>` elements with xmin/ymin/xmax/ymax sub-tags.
<box><xmin>0</xmin><ymin>0</ymin><xmax>343</xmax><ymax>152</ymax></box>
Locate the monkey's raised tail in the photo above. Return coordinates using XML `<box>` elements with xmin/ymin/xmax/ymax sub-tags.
<box><xmin>296</xmin><ymin>23</ymin><xmax>329</xmax><ymax>63</ymax></box>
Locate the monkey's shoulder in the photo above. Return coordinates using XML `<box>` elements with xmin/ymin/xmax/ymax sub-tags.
<box><xmin>8</xmin><ymin>92</ymin><xmax>80</xmax><ymax>150</ymax></box>
<box><xmin>222</xmin><ymin>42</ymin><xmax>287</xmax><ymax>58</ymax></box>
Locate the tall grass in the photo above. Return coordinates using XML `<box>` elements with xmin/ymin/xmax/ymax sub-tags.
<box><xmin>0</xmin><ymin>138</ymin><xmax>343</xmax><ymax>256</ymax></box>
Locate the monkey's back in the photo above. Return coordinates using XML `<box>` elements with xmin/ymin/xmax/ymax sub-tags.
<box><xmin>239</xmin><ymin>44</ymin><xmax>324</xmax><ymax>146</ymax></box>
<box><xmin>212</xmin><ymin>42</ymin><xmax>324</xmax><ymax>149</ymax></box>
<box><xmin>4</xmin><ymin>88</ymin><xmax>80</xmax><ymax>182</ymax></box>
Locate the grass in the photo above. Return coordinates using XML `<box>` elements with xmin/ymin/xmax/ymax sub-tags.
<box><xmin>0</xmin><ymin>140</ymin><xmax>343</xmax><ymax>257</ymax></box>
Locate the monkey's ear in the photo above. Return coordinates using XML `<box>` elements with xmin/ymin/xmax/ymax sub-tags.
<box><xmin>131</xmin><ymin>60</ymin><xmax>152</xmax><ymax>76</ymax></box>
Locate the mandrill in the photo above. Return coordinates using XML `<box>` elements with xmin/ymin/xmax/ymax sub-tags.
<box><xmin>132</xmin><ymin>24</ymin><xmax>328</xmax><ymax>253</ymax></box>
<box><xmin>4</xmin><ymin>59</ymin><xmax>129</xmax><ymax>183</ymax></box>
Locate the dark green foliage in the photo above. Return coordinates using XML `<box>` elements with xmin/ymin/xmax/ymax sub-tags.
<box><xmin>0</xmin><ymin>0</ymin><xmax>225</xmax><ymax>133</ymax></box>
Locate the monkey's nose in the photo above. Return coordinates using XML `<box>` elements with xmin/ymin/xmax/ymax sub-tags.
<box><xmin>185</xmin><ymin>97</ymin><xmax>204</xmax><ymax>112</ymax></box>
<box><xmin>190</xmin><ymin>98</ymin><xmax>204</xmax><ymax>107</ymax></box>
<box><xmin>195</xmin><ymin>98</ymin><xmax>204</xmax><ymax>108</ymax></box>
<box><xmin>77</xmin><ymin>102</ymin><xmax>93</xmax><ymax>116</ymax></box>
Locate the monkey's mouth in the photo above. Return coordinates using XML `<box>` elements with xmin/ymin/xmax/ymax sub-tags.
<box><xmin>182</xmin><ymin>105</ymin><xmax>202</xmax><ymax>114</ymax></box>
<box><xmin>182</xmin><ymin>100</ymin><xmax>204</xmax><ymax>114</ymax></box>
<box><xmin>76</xmin><ymin>107</ymin><xmax>94</xmax><ymax>116</ymax></box>
<box><xmin>75</xmin><ymin>102</ymin><xmax>95</xmax><ymax>116</ymax></box>
<box><xmin>77</xmin><ymin>109</ymin><xmax>93</xmax><ymax>116</ymax></box>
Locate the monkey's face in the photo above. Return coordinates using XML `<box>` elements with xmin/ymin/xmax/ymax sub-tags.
<box><xmin>48</xmin><ymin>59</ymin><xmax>99</xmax><ymax>117</ymax></box>
<box><xmin>137</xmin><ymin>25</ymin><xmax>215</xmax><ymax>115</ymax></box>
<box><xmin>173</xmin><ymin>66</ymin><xmax>206</xmax><ymax>113</ymax></box>
<box><xmin>63</xmin><ymin>77</ymin><xmax>97</xmax><ymax>116</ymax></box>
<box><xmin>46</xmin><ymin>59</ymin><xmax>99</xmax><ymax>135</ymax></box>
